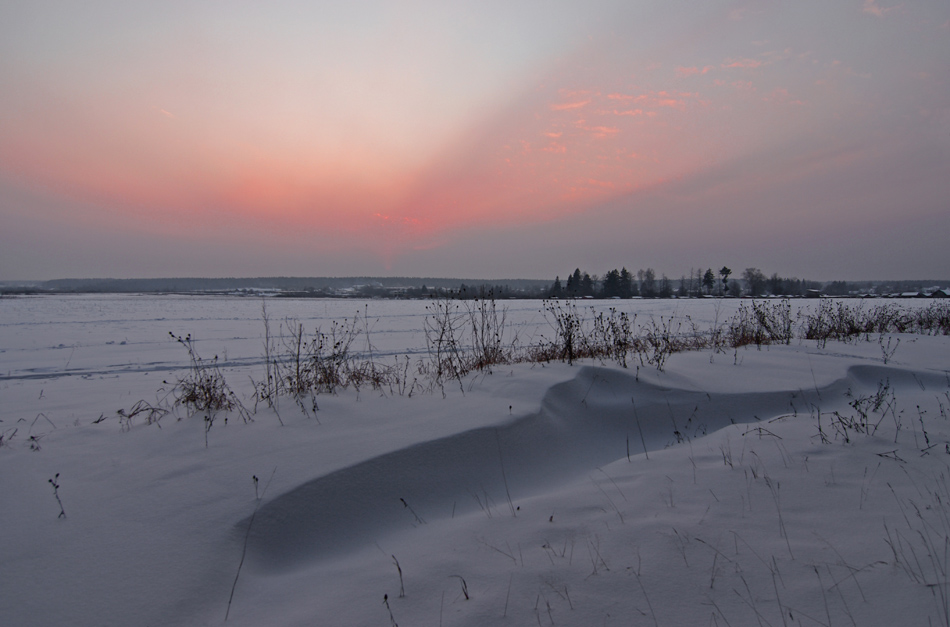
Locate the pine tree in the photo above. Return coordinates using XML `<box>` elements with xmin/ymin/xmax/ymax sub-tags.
<box><xmin>602</xmin><ymin>269</ymin><xmax>621</xmax><ymax>298</ymax></box>
<box><xmin>570</xmin><ymin>268</ymin><xmax>582</xmax><ymax>297</ymax></box>
<box><xmin>702</xmin><ymin>268</ymin><xmax>715</xmax><ymax>295</ymax></box>
<box><xmin>620</xmin><ymin>268</ymin><xmax>633</xmax><ymax>298</ymax></box>
<box><xmin>581</xmin><ymin>273</ymin><xmax>594</xmax><ymax>297</ymax></box>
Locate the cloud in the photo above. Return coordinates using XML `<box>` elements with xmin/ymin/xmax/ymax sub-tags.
<box><xmin>675</xmin><ymin>66</ymin><xmax>714</xmax><ymax>77</ymax></box>
<box><xmin>862</xmin><ymin>0</ymin><xmax>898</xmax><ymax>17</ymax></box>
<box><xmin>583</xmin><ymin>125</ymin><xmax>619</xmax><ymax>138</ymax></box>
<box><xmin>722</xmin><ymin>58</ymin><xmax>763</xmax><ymax>69</ymax></box>
<box><xmin>603</xmin><ymin>91</ymin><xmax>694</xmax><ymax>112</ymax></box>
<box><xmin>656</xmin><ymin>99</ymin><xmax>685</xmax><ymax>110</ymax></box>
<box><xmin>550</xmin><ymin>99</ymin><xmax>591</xmax><ymax>111</ymax></box>
<box><xmin>1</xmin><ymin>0</ymin><xmax>946</xmax><ymax>282</ymax></box>
<box><xmin>373</xmin><ymin>212</ymin><xmax>425</xmax><ymax>228</ymax></box>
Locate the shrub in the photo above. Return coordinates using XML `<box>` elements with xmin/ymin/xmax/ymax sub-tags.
<box><xmin>170</xmin><ymin>332</ymin><xmax>249</xmax><ymax>446</ymax></box>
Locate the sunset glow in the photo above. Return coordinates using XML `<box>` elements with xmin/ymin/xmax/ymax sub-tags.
<box><xmin>2</xmin><ymin>1</ymin><xmax>948</xmax><ymax>279</ymax></box>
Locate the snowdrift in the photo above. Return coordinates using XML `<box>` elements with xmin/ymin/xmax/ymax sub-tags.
<box><xmin>2</xmin><ymin>296</ymin><xmax>950</xmax><ymax>626</ymax></box>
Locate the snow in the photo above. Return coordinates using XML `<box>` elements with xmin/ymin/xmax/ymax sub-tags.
<box><xmin>2</xmin><ymin>295</ymin><xmax>949</xmax><ymax>626</ymax></box>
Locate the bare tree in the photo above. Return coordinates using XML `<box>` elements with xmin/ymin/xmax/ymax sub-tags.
<box><xmin>642</xmin><ymin>268</ymin><xmax>657</xmax><ymax>298</ymax></box>
<box><xmin>742</xmin><ymin>268</ymin><xmax>766</xmax><ymax>297</ymax></box>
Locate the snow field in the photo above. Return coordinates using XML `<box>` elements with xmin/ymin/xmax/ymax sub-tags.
<box><xmin>1</xmin><ymin>296</ymin><xmax>949</xmax><ymax>625</ymax></box>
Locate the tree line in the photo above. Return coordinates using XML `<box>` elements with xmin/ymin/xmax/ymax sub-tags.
<box><xmin>338</xmin><ymin>270</ymin><xmax>945</xmax><ymax>300</ymax></box>
<box><xmin>549</xmin><ymin>267</ymin><xmax>823</xmax><ymax>299</ymax></box>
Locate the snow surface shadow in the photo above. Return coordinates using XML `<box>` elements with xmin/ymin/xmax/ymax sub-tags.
<box><xmin>241</xmin><ymin>364</ymin><xmax>944</xmax><ymax>572</ymax></box>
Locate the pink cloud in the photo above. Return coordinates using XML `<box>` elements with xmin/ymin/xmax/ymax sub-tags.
<box><xmin>601</xmin><ymin>91</ymin><xmax>695</xmax><ymax>113</ymax></box>
<box><xmin>612</xmin><ymin>109</ymin><xmax>643</xmax><ymax>116</ymax></box>
<box><xmin>550</xmin><ymin>99</ymin><xmax>591</xmax><ymax>111</ymax></box>
<box><xmin>586</xmin><ymin>126</ymin><xmax>619</xmax><ymax>137</ymax></box>
<box><xmin>373</xmin><ymin>212</ymin><xmax>426</xmax><ymax>228</ymax></box>
<box><xmin>656</xmin><ymin>99</ymin><xmax>685</xmax><ymax>109</ymax></box>
<box><xmin>675</xmin><ymin>66</ymin><xmax>714</xmax><ymax>77</ymax></box>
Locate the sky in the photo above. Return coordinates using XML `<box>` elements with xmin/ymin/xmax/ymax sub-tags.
<box><xmin>1</xmin><ymin>0</ymin><xmax>948</xmax><ymax>281</ymax></box>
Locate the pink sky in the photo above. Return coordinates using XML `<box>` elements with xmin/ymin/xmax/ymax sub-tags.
<box><xmin>1</xmin><ymin>1</ymin><xmax>948</xmax><ymax>280</ymax></box>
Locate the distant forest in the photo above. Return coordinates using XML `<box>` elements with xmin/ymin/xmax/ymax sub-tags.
<box><xmin>1</xmin><ymin>270</ymin><xmax>946</xmax><ymax>299</ymax></box>
<box><xmin>545</xmin><ymin>267</ymin><xmax>814</xmax><ymax>299</ymax></box>
<box><xmin>539</xmin><ymin>267</ymin><xmax>948</xmax><ymax>300</ymax></box>
<box><xmin>452</xmin><ymin>266</ymin><xmax>948</xmax><ymax>300</ymax></box>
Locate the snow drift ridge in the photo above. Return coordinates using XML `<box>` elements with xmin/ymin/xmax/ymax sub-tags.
<box><xmin>242</xmin><ymin>364</ymin><xmax>943</xmax><ymax>572</ymax></box>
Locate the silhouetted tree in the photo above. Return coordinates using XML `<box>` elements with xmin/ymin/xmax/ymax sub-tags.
<box><xmin>742</xmin><ymin>268</ymin><xmax>766</xmax><ymax>297</ymax></box>
<box><xmin>602</xmin><ymin>269</ymin><xmax>622</xmax><ymax>298</ymax></box>
<box><xmin>768</xmin><ymin>272</ymin><xmax>783</xmax><ymax>295</ymax></box>
<box><xmin>620</xmin><ymin>267</ymin><xmax>634</xmax><ymax>298</ymax></box>
<box><xmin>702</xmin><ymin>268</ymin><xmax>716</xmax><ymax>295</ymax></box>
<box><xmin>719</xmin><ymin>266</ymin><xmax>732</xmax><ymax>295</ymax></box>
<box><xmin>581</xmin><ymin>272</ymin><xmax>594</xmax><ymax>297</ymax></box>
<box><xmin>642</xmin><ymin>268</ymin><xmax>657</xmax><ymax>298</ymax></box>
<box><xmin>568</xmin><ymin>268</ymin><xmax>582</xmax><ymax>297</ymax></box>
<box><xmin>659</xmin><ymin>274</ymin><xmax>673</xmax><ymax>298</ymax></box>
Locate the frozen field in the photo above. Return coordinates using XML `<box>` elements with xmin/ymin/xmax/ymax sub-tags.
<box><xmin>2</xmin><ymin>295</ymin><xmax>950</xmax><ymax>626</ymax></box>
<box><xmin>1</xmin><ymin>293</ymin><xmax>760</xmax><ymax>381</ymax></box>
